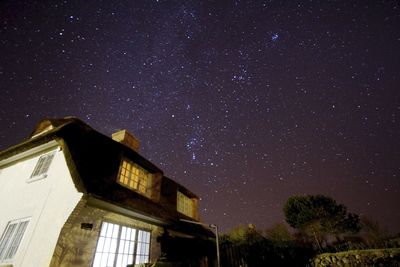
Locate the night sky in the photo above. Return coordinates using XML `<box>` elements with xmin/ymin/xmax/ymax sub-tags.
<box><xmin>1</xmin><ymin>1</ymin><xmax>399</xmax><ymax>233</ymax></box>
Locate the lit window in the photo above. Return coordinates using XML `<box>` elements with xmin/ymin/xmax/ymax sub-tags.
<box><xmin>30</xmin><ymin>152</ymin><xmax>55</xmax><ymax>179</ymax></box>
<box><xmin>0</xmin><ymin>218</ymin><xmax>30</xmax><ymax>262</ymax></box>
<box><xmin>177</xmin><ymin>191</ymin><xmax>194</xmax><ymax>218</ymax></box>
<box><xmin>117</xmin><ymin>159</ymin><xmax>151</xmax><ymax>195</ymax></box>
<box><xmin>92</xmin><ymin>222</ymin><xmax>151</xmax><ymax>267</ymax></box>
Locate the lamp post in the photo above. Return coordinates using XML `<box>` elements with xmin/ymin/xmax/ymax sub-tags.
<box><xmin>180</xmin><ymin>219</ymin><xmax>220</xmax><ymax>267</ymax></box>
<box><xmin>209</xmin><ymin>223</ymin><xmax>220</xmax><ymax>267</ymax></box>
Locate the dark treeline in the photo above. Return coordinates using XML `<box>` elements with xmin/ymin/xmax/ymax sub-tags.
<box><xmin>219</xmin><ymin>195</ymin><xmax>400</xmax><ymax>267</ymax></box>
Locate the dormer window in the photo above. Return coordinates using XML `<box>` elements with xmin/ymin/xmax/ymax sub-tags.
<box><xmin>117</xmin><ymin>158</ymin><xmax>152</xmax><ymax>196</ymax></box>
<box><xmin>177</xmin><ymin>191</ymin><xmax>194</xmax><ymax>218</ymax></box>
<box><xmin>29</xmin><ymin>152</ymin><xmax>55</xmax><ymax>181</ymax></box>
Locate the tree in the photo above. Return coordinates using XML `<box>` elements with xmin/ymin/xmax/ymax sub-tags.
<box><xmin>283</xmin><ymin>194</ymin><xmax>361</xmax><ymax>250</ymax></box>
<box><xmin>265</xmin><ymin>223</ymin><xmax>294</xmax><ymax>242</ymax></box>
<box><xmin>222</xmin><ymin>224</ymin><xmax>267</xmax><ymax>266</ymax></box>
<box><xmin>222</xmin><ymin>224</ymin><xmax>315</xmax><ymax>266</ymax></box>
<box><xmin>359</xmin><ymin>216</ymin><xmax>388</xmax><ymax>248</ymax></box>
<box><xmin>226</xmin><ymin>224</ymin><xmax>264</xmax><ymax>245</ymax></box>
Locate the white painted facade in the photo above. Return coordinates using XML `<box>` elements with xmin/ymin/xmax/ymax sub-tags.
<box><xmin>0</xmin><ymin>141</ymin><xmax>83</xmax><ymax>267</ymax></box>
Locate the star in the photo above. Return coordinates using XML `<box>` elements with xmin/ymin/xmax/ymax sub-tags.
<box><xmin>0</xmin><ymin>0</ymin><xmax>399</xmax><ymax>234</ymax></box>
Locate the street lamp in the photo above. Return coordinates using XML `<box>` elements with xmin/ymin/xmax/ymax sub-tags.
<box><xmin>180</xmin><ymin>219</ymin><xmax>220</xmax><ymax>267</ymax></box>
<box><xmin>209</xmin><ymin>223</ymin><xmax>220</xmax><ymax>267</ymax></box>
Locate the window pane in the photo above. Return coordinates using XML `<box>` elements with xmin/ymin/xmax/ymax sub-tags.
<box><xmin>100</xmin><ymin>253</ymin><xmax>108</xmax><ymax>266</ymax></box>
<box><xmin>120</xmin><ymin>227</ymin><xmax>126</xmax><ymax>240</ymax></box>
<box><xmin>5</xmin><ymin>221</ymin><xmax>28</xmax><ymax>259</ymax></box>
<box><xmin>127</xmin><ymin>254</ymin><xmax>133</xmax><ymax>265</ymax></box>
<box><xmin>117</xmin><ymin>158</ymin><xmax>151</xmax><ymax>195</ymax></box>
<box><xmin>112</xmin><ymin>225</ymin><xmax>119</xmax><ymax>239</ymax></box>
<box><xmin>93</xmin><ymin>223</ymin><xmax>150</xmax><ymax>267</ymax></box>
<box><xmin>177</xmin><ymin>191</ymin><xmax>194</xmax><ymax>217</ymax></box>
<box><xmin>115</xmin><ymin>255</ymin><xmax>122</xmax><ymax>267</ymax></box>
<box><xmin>96</xmin><ymin>237</ymin><xmax>105</xmax><ymax>252</ymax></box>
<box><xmin>128</xmin><ymin>241</ymin><xmax>135</xmax><ymax>254</ymax></box>
<box><xmin>126</xmin><ymin>228</ymin><xmax>132</xmax><ymax>240</ymax></box>
<box><xmin>107</xmin><ymin>253</ymin><xmax>115</xmax><ymax>266</ymax></box>
<box><xmin>110</xmin><ymin>239</ymin><xmax>118</xmax><ymax>254</ymax></box>
<box><xmin>135</xmin><ymin>229</ymin><xmax>150</xmax><ymax>265</ymax></box>
<box><xmin>103</xmin><ymin>238</ymin><xmax>111</xmax><ymax>253</ymax></box>
<box><xmin>122</xmin><ymin>255</ymin><xmax>128</xmax><ymax>267</ymax></box>
<box><xmin>144</xmin><ymin>232</ymin><xmax>150</xmax><ymax>243</ymax></box>
<box><xmin>92</xmin><ymin>252</ymin><xmax>102</xmax><ymax>267</ymax></box>
<box><xmin>100</xmin><ymin>222</ymin><xmax>108</xmax><ymax>237</ymax></box>
<box><xmin>30</xmin><ymin>153</ymin><xmax>55</xmax><ymax>178</ymax></box>
<box><xmin>0</xmin><ymin>219</ymin><xmax>29</xmax><ymax>262</ymax></box>
<box><xmin>0</xmin><ymin>223</ymin><xmax>17</xmax><ymax>260</ymax></box>
<box><xmin>117</xmin><ymin>240</ymin><xmax>123</xmax><ymax>254</ymax></box>
<box><xmin>105</xmin><ymin>223</ymin><xmax>114</xmax><ymax>238</ymax></box>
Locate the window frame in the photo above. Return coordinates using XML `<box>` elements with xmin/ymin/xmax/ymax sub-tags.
<box><xmin>0</xmin><ymin>217</ymin><xmax>30</xmax><ymax>263</ymax></box>
<box><xmin>27</xmin><ymin>150</ymin><xmax>56</xmax><ymax>183</ymax></box>
<box><xmin>177</xmin><ymin>191</ymin><xmax>194</xmax><ymax>218</ymax></box>
<box><xmin>117</xmin><ymin>158</ymin><xmax>152</xmax><ymax>196</ymax></box>
<box><xmin>92</xmin><ymin>221</ymin><xmax>151</xmax><ymax>267</ymax></box>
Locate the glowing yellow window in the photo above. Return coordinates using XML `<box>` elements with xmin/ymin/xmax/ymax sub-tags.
<box><xmin>118</xmin><ymin>158</ymin><xmax>151</xmax><ymax>195</ymax></box>
<box><xmin>177</xmin><ymin>191</ymin><xmax>194</xmax><ymax>218</ymax></box>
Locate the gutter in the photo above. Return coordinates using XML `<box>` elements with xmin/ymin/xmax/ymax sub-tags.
<box><xmin>0</xmin><ymin>140</ymin><xmax>60</xmax><ymax>168</ymax></box>
<box><xmin>86</xmin><ymin>195</ymin><xmax>168</xmax><ymax>226</ymax></box>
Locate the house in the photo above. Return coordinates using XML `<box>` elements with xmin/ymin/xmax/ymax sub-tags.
<box><xmin>0</xmin><ymin>117</ymin><xmax>214</xmax><ymax>267</ymax></box>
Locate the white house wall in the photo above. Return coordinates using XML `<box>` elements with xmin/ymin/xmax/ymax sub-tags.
<box><xmin>0</xmin><ymin>141</ymin><xmax>83</xmax><ymax>267</ymax></box>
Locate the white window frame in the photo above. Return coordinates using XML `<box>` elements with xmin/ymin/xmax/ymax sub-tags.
<box><xmin>28</xmin><ymin>151</ymin><xmax>56</xmax><ymax>182</ymax></box>
<box><xmin>92</xmin><ymin>222</ymin><xmax>151</xmax><ymax>267</ymax></box>
<box><xmin>0</xmin><ymin>218</ymin><xmax>30</xmax><ymax>263</ymax></box>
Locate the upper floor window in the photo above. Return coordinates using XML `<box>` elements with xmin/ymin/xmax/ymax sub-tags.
<box><xmin>117</xmin><ymin>158</ymin><xmax>152</xmax><ymax>195</ymax></box>
<box><xmin>177</xmin><ymin>191</ymin><xmax>194</xmax><ymax>218</ymax></box>
<box><xmin>29</xmin><ymin>151</ymin><xmax>55</xmax><ymax>181</ymax></box>
<box><xmin>92</xmin><ymin>222</ymin><xmax>151</xmax><ymax>267</ymax></box>
<box><xmin>0</xmin><ymin>218</ymin><xmax>30</xmax><ymax>263</ymax></box>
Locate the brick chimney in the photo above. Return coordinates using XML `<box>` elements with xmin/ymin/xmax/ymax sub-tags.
<box><xmin>112</xmin><ymin>130</ymin><xmax>140</xmax><ymax>152</ymax></box>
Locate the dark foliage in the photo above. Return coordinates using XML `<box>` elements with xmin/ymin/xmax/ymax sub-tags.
<box><xmin>284</xmin><ymin>195</ymin><xmax>361</xmax><ymax>235</ymax></box>
<box><xmin>220</xmin><ymin>226</ymin><xmax>315</xmax><ymax>267</ymax></box>
<box><xmin>373</xmin><ymin>254</ymin><xmax>400</xmax><ymax>267</ymax></box>
<box><xmin>283</xmin><ymin>195</ymin><xmax>361</xmax><ymax>250</ymax></box>
<box><xmin>218</xmin><ymin>195</ymin><xmax>397</xmax><ymax>267</ymax></box>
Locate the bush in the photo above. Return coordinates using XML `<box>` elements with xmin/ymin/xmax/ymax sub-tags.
<box><xmin>221</xmin><ymin>226</ymin><xmax>315</xmax><ymax>266</ymax></box>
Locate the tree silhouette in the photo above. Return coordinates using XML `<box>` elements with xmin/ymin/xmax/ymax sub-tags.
<box><xmin>265</xmin><ymin>223</ymin><xmax>294</xmax><ymax>242</ymax></box>
<box><xmin>283</xmin><ymin>194</ymin><xmax>361</xmax><ymax>250</ymax></box>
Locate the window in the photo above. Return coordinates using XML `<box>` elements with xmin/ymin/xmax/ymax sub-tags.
<box><xmin>177</xmin><ymin>191</ymin><xmax>194</xmax><ymax>218</ymax></box>
<box><xmin>92</xmin><ymin>222</ymin><xmax>151</xmax><ymax>267</ymax></box>
<box><xmin>0</xmin><ymin>218</ymin><xmax>30</xmax><ymax>262</ymax></box>
<box><xmin>117</xmin><ymin>159</ymin><xmax>152</xmax><ymax>195</ymax></box>
<box><xmin>30</xmin><ymin>152</ymin><xmax>55</xmax><ymax>180</ymax></box>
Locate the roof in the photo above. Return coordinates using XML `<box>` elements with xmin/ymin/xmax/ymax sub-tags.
<box><xmin>0</xmin><ymin>117</ymin><xmax>213</xmax><ymax>238</ymax></box>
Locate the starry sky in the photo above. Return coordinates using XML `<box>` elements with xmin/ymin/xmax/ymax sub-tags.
<box><xmin>1</xmin><ymin>1</ymin><xmax>399</xmax><ymax>233</ymax></box>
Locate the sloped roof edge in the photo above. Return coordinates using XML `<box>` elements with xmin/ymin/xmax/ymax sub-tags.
<box><xmin>1</xmin><ymin>117</ymin><xmax>163</xmax><ymax>174</ymax></box>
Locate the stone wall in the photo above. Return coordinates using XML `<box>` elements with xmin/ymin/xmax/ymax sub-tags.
<box><xmin>310</xmin><ymin>248</ymin><xmax>400</xmax><ymax>267</ymax></box>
